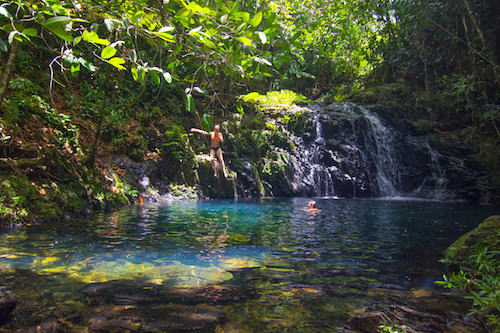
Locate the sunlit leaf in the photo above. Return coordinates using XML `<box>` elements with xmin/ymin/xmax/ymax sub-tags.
<box><xmin>253</xmin><ymin>56</ymin><xmax>272</xmax><ymax>66</ymax></box>
<box><xmin>163</xmin><ymin>72</ymin><xmax>172</xmax><ymax>83</ymax></box>
<box><xmin>79</xmin><ymin>58</ymin><xmax>97</xmax><ymax>72</ymax></box>
<box><xmin>250</xmin><ymin>12</ymin><xmax>262</xmax><ymax>27</ymax></box>
<box><xmin>101</xmin><ymin>46</ymin><xmax>116</xmax><ymax>59</ymax></box>
<box><xmin>193</xmin><ymin>87</ymin><xmax>207</xmax><ymax>94</ymax></box>
<box><xmin>108</xmin><ymin>57</ymin><xmax>126</xmax><ymax>70</ymax></box>
<box><xmin>70</xmin><ymin>63</ymin><xmax>80</xmax><ymax>76</ymax></box>
<box><xmin>104</xmin><ymin>19</ymin><xmax>114</xmax><ymax>32</ymax></box>
<box><xmin>0</xmin><ymin>6</ymin><xmax>12</xmax><ymax>19</ymax></box>
<box><xmin>236</xmin><ymin>36</ymin><xmax>252</xmax><ymax>46</ymax></box>
<box><xmin>154</xmin><ymin>32</ymin><xmax>175</xmax><ymax>42</ymax></box>
<box><xmin>256</xmin><ymin>31</ymin><xmax>266</xmax><ymax>44</ymax></box>
<box><xmin>131</xmin><ymin>65</ymin><xmax>138</xmax><ymax>81</ymax></box>
<box><xmin>158</xmin><ymin>26</ymin><xmax>175</xmax><ymax>33</ymax></box>
<box><xmin>188</xmin><ymin>26</ymin><xmax>202</xmax><ymax>35</ymax></box>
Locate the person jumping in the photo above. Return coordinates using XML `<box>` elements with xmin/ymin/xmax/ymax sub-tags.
<box><xmin>190</xmin><ymin>124</ymin><xmax>228</xmax><ymax>178</ymax></box>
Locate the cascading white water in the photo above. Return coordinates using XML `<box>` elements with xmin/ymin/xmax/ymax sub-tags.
<box><xmin>358</xmin><ymin>106</ymin><xmax>400</xmax><ymax>197</ymax></box>
<box><xmin>247</xmin><ymin>102</ymin><xmax>483</xmax><ymax>201</ymax></box>
<box><xmin>287</xmin><ymin>106</ymin><xmax>337</xmax><ymax>197</ymax></box>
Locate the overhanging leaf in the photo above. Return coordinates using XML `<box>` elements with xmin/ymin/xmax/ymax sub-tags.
<box><xmin>104</xmin><ymin>19</ymin><xmax>114</xmax><ymax>32</ymax></box>
<box><xmin>163</xmin><ymin>72</ymin><xmax>172</xmax><ymax>83</ymax></box>
<box><xmin>158</xmin><ymin>26</ymin><xmax>175</xmax><ymax>33</ymax></box>
<box><xmin>22</xmin><ymin>28</ymin><xmax>37</xmax><ymax>37</ymax></box>
<box><xmin>131</xmin><ymin>65</ymin><xmax>139</xmax><ymax>81</ymax></box>
<box><xmin>101</xmin><ymin>46</ymin><xmax>116</xmax><ymax>59</ymax></box>
<box><xmin>0</xmin><ymin>6</ymin><xmax>12</xmax><ymax>19</ymax></box>
<box><xmin>236</xmin><ymin>36</ymin><xmax>252</xmax><ymax>46</ymax></box>
<box><xmin>202</xmin><ymin>113</ymin><xmax>212</xmax><ymax>132</ymax></box>
<box><xmin>45</xmin><ymin>16</ymin><xmax>72</xmax><ymax>26</ymax></box>
<box><xmin>108</xmin><ymin>57</ymin><xmax>126</xmax><ymax>70</ymax></box>
<box><xmin>129</xmin><ymin>49</ymin><xmax>137</xmax><ymax>62</ymax></box>
<box><xmin>150</xmin><ymin>71</ymin><xmax>160</xmax><ymax>85</ymax></box>
<box><xmin>250</xmin><ymin>12</ymin><xmax>262</xmax><ymax>27</ymax></box>
<box><xmin>186</xmin><ymin>93</ymin><xmax>194</xmax><ymax>113</ymax></box>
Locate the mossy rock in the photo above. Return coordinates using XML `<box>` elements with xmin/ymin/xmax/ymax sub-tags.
<box><xmin>445</xmin><ymin>215</ymin><xmax>500</xmax><ymax>262</ymax></box>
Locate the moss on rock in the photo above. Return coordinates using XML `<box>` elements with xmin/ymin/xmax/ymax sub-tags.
<box><xmin>445</xmin><ymin>215</ymin><xmax>500</xmax><ymax>262</ymax></box>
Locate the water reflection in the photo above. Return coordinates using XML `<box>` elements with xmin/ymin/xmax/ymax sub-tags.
<box><xmin>0</xmin><ymin>198</ymin><xmax>498</xmax><ymax>331</ymax></box>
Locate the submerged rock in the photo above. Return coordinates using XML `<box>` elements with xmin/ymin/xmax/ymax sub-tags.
<box><xmin>347</xmin><ymin>311</ymin><xmax>391</xmax><ymax>333</ymax></box>
<box><xmin>0</xmin><ymin>287</ymin><xmax>16</xmax><ymax>324</ymax></box>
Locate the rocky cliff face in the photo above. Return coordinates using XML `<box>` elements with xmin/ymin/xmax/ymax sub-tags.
<box><xmin>195</xmin><ymin>103</ymin><xmax>493</xmax><ymax>202</ymax></box>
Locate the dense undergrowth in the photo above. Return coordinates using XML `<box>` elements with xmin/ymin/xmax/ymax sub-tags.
<box><xmin>437</xmin><ymin>216</ymin><xmax>500</xmax><ymax>330</ymax></box>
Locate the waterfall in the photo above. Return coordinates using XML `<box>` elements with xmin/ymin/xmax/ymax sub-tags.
<box><xmin>274</xmin><ymin>103</ymin><xmax>482</xmax><ymax>200</ymax></box>
<box><xmin>286</xmin><ymin>106</ymin><xmax>337</xmax><ymax>197</ymax></box>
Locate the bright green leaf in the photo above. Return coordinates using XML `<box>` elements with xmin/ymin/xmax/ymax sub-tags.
<box><xmin>236</xmin><ymin>36</ymin><xmax>252</xmax><ymax>46</ymax></box>
<box><xmin>154</xmin><ymin>32</ymin><xmax>175</xmax><ymax>42</ymax></box>
<box><xmin>45</xmin><ymin>16</ymin><xmax>72</xmax><ymax>26</ymax></box>
<box><xmin>70</xmin><ymin>63</ymin><xmax>80</xmax><ymax>76</ymax></box>
<box><xmin>131</xmin><ymin>65</ymin><xmax>138</xmax><ymax>81</ymax></box>
<box><xmin>250</xmin><ymin>12</ymin><xmax>262</xmax><ymax>27</ymax></box>
<box><xmin>22</xmin><ymin>28</ymin><xmax>37</xmax><ymax>37</ymax></box>
<box><xmin>94</xmin><ymin>38</ymin><xmax>110</xmax><ymax>45</ymax></box>
<box><xmin>186</xmin><ymin>93</ymin><xmax>194</xmax><ymax>113</ymax></box>
<box><xmin>108</xmin><ymin>57</ymin><xmax>126</xmax><ymax>70</ymax></box>
<box><xmin>101</xmin><ymin>46</ymin><xmax>116</xmax><ymax>59</ymax></box>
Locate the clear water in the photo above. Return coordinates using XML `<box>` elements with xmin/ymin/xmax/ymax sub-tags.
<box><xmin>0</xmin><ymin>198</ymin><xmax>498</xmax><ymax>331</ymax></box>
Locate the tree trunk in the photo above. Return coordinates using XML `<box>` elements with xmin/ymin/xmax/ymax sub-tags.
<box><xmin>0</xmin><ymin>40</ymin><xmax>20</xmax><ymax>102</ymax></box>
<box><xmin>463</xmin><ymin>0</ymin><xmax>500</xmax><ymax>88</ymax></box>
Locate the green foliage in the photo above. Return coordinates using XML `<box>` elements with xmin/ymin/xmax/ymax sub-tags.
<box><xmin>242</xmin><ymin>90</ymin><xmax>310</xmax><ymax>112</ymax></box>
<box><xmin>378</xmin><ymin>324</ymin><xmax>413</xmax><ymax>333</ymax></box>
<box><xmin>281</xmin><ymin>112</ymin><xmax>306</xmax><ymax>135</ymax></box>
<box><xmin>436</xmin><ymin>234</ymin><xmax>500</xmax><ymax>328</ymax></box>
<box><xmin>162</xmin><ymin>124</ymin><xmax>195</xmax><ymax>177</ymax></box>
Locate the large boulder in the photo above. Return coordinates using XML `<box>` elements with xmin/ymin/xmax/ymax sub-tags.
<box><xmin>445</xmin><ymin>215</ymin><xmax>500</xmax><ymax>262</ymax></box>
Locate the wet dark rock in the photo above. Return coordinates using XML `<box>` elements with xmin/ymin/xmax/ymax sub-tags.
<box><xmin>347</xmin><ymin>311</ymin><xmax>391</xmax><ymax>333</ymax></box>
<box><xmin>187</xmin><ymin>102</ymin><xmax>495</xmax><ymax>201</ymax></box>
<box><xmin>0</xmin><ymin>287</ymin><xmax>16</xmax><ymax>324</ymax></box>
<box><xmin>195</xmin><ymin>154</ymin><xmax>237</xmax><ymax>199</ymax></box>
<box><xmin>19</xmin><ymin>320</ymin><xmax>68</xmax><ymax>333</ymax></box>
<box><xmin>89</xmin><ymin>317</ymin><xmax>141</xmax><ymax>332</ymax></box>
<box><xmin>345</xmin><ymin>288</ymin><xmax>488</xmax><ymax>333</ymax></box>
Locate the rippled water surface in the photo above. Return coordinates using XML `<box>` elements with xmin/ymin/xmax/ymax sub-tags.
<box><xmin>0</xmin><ymin>198</ymin><xmax>498</xmax><ymax>331</ymax></box>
